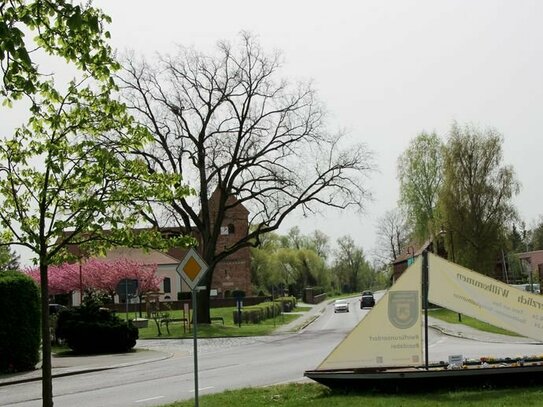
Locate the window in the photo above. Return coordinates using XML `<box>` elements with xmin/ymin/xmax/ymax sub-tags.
<box><xmin>163</xmin><ymin>277</ymin><xmax>171</xmax><ymax>293</ymax></box>
<box><xmin>220</xmin><ymin>223</ymin><xmax>236</xmax><ymax>235</ymax></box>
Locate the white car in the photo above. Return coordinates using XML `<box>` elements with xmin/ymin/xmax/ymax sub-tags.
<box><xmin>334</xmin><ymin>299</ymin><xmax>349</xmax><ymax>313</ymax></box>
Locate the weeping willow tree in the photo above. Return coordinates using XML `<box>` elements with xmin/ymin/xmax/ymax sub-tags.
<box><xmin>439</xmin><ymin>123</ymin><xmax>519</xmax><ymax>275</ymax></box>
<box><xmin>397</xmin><ymin>132</ymin><xmax>444</xmax><ymax>244</ymax></box>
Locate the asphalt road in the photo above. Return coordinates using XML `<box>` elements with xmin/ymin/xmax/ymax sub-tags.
<box><xmin>3</xmin><ymin>294</ymin><xmax>543</xmax><ymax>406</ymax></box>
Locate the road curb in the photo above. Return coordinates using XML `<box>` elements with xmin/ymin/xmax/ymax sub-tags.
<box><xmin>0</xmin><ymin>350</ymin><xmax>174</xmax><ymax>387</ymax></box>
<box><xmin>429</xmin><ymin>325</ymin><xmax>542</xmax><ymax>345</ymax></box>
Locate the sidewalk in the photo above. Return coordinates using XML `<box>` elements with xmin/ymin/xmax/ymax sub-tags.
<box><xmin>428</xmin><ymin>316</ymin><xmax>541</xmax><ymax>344</ymax></box>
<box><xmin>273</xmin><ymin>300</ymin><xmax>331</xmax><ymax>334</ymax></box>
<box><xmin>1</xmin><ymin>302</ymin><xmax>539</xmax><ymax>387</ymax></box>
<box><xmin>0</xmin><ymin>348</ymin><xmax>173</xmax><ymax>387</ymax></box>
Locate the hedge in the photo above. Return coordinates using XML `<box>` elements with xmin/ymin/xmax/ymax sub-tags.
<box><xmin>232</xmin><ymin>296</ymin><xmax>297</xmax><ymax>324</ymax></box>
<box><xmin>0</xmin><ymin>271</ymin><xmax>41</xmax><ymax>373</ymax></box>
<box><xmin>56</xmin><ymin>302</ymin><xmax>138</xmax><ymax>354</ymax></box>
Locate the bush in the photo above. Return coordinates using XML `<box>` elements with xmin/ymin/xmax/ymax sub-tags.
<box><xmin>232</xmin><ymin>300</ymin><xmax>284</xmax><ymax>324</ymax></box>
<box><xmin>276</xmin><ymin>296</ymin><xmax>297</xmax><ymax>312</ymax></box>
<box><xmin>56</xmin><ymin>302</ymin><xmax>138</xmax><ymax>354</ymax></box>
<box><xmin>0</xmin><ymin>271</ymin><xmax>41</xmax><ymax>373</ymax></box>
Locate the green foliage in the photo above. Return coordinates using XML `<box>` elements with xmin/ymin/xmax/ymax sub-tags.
<box><xmin>275</xmin><ymin>296</ymin><xmax>297</xmax><ymax>311</ymax></box>
<box><xmin>0</xmin><ymin>271</ymin><xmax>40</xmax><ymax>373</ymax></box>
<box><xmin>233</xmin><ymin>301</ymin><xmax>283</xmax><ymax>324</ymax></box>
<box><xmin>232</xmin><ymin>298</ymin><xmax>297</xmax><ymax>324</ymax></box>
<box><xmin>397</xmin><ymin>132</ymin><xmax>444</xmax><ymax>242</ymax></box>
<box><xmin>56</xmin><ymin>302</ymin><xmax>138</xmax><ymax>354</ymax></box>
<box><xmin>1</xmin><ymin>0</ymin><xmax>193</xmax><ymax>264</ymax></box>
<box><xmin>439</xmin><ymin>123</ymin><xmax>519</xmax><ymax>274</ymax></box>
<box><xmin>0</xmin><ymin>244</ymin><xmax>19</xmax><ymax>272</ymax></box>
<box><xmin>0</xmin><ymin>4</ymin><xmax>191</xmax><ymax>403</ymax></box>
<box><xmin>529</xmin><ymin>217</ymin><xmax>543</xmax><ymax>251</ymax></box>
<box><xmin>0</xmin><ymin>0</ymin><xmax>118</xmax><ymax>101</ymax></box>
<box><xmin>506</xmin><ymin>223</ymin><xmax>527</xmax><ymax>253</ymax></box>
<box><xmin>251</xmin><ymin>228</ymin><xmax>332</xmax><ymax>297</ymax></box>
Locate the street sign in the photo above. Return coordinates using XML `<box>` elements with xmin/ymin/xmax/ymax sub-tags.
<box><xmin>116</xmin><ymin>278</ymin><xmax>138</xmax><ymax>299</ymax></box>
<box><xmin>176</xmin><ymin>247</ymin><xmax>209</xmax><ymax>290</ymax></box>
<box><xmin>176</xmin><ymin>247</ymin><xmax>209</xmax><ymax>407</ymax></box>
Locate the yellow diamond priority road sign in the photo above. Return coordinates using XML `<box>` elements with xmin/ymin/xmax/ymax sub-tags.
<box><xmin>176</xmin><ymin>247</ymin><xmax>209</xmax><ymax>290</ymax></box>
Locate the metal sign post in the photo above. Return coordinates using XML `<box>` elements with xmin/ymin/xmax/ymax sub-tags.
<box><xmin>191</xmin><ymin>285</ymin><xmax>205</xmax><ymax>407</ymax></box>
<box><xmin>176</xmin><ymin>248</ymin><xmax>209</xmax><ymax>407</ymax></box>
<box><xmin>116</xmin><ymin>279</ymin><xmax>138</xmax><ymax>322</ymax></box>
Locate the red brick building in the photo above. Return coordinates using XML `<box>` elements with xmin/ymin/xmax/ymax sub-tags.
<box><xmin>69</xmin><ymin>190</ymin><xmax>252</xmax><ymax>305</ymax></box>
<box><xmin>201</xmin><ymin>189</ymin><xmax>251</xmax><ymax>298</ymax></box>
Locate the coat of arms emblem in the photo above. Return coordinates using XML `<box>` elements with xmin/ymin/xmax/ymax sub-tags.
<box><xmin>388</xmin><ymin>290</ymin><xmax>419</xmax><ymax>329</ymax></box>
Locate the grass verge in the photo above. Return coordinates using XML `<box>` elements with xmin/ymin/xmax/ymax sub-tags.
<box><xmin>429</xmin><ymin>308</ymin><xmax>519</xmax><ymax>336</ymax></box>
<box><xmin>136</xmin><ymin>306</ymin><xmax>307</xmax><ymax>339</ymax></box>
<box><xmin>160</xmin><ymin>382</ymin><xmax>543</xmax><ymax>407</ymax></box>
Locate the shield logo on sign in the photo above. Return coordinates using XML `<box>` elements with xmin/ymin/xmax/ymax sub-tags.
<box><xmin>388</xmin><ymin>291</ymin><xmax>419</xmax><ymax>329</ymax></box>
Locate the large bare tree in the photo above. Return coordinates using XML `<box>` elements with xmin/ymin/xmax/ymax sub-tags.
<box><xmin>119</xmin><ymin>33</ymin><xmax>373</xmax><ymax>322</ymax></box>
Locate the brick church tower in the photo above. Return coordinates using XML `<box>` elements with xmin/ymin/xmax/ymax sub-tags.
<box><xmin>205</xmin><ymin>189</ymin><xmax>252</xmax><ymax>297</ymax></box>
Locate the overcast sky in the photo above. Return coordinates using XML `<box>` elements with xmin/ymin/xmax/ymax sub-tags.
<box><xmin>8</xmin><ymin>1</ymin><xmax>543</xmax><ymax>263</ymax></box>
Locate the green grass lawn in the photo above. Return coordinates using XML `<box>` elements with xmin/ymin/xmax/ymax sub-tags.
<box><xmin>135</xmin><ymin>305</ymin><xmax>307</xmax><ymax>339</ymax></box>
<box><xmin>429</xmin><ymin>308</ymin><xmax>520</xmax><ymax>336</ymax></box>
<box><xmin>160</xmin><ymin>382</ymin><xmax>543</xmax><ymax>407</ymax></box>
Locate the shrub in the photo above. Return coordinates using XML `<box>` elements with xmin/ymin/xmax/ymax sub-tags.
<box><xmin>232</xmin><ymin>300</ymin><xmax>283</xmax><ymax>324</ymax></box>
<box><xmin>276</xmin><ymin>296</ymin><xmax>297</xmax><ymax>312</ymax></box>
<box><xmin>0</xmin><ymin>271</ymin><xmax>41</xmax><ymax>373</ymax></box>
<box><xmin>56</xmin><ymin>302</ymin><xmax>138</xmax><ymax>354</ymax></box>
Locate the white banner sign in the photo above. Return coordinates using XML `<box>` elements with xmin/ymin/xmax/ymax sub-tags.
<box><xmin>428</xmin><ymin>253</ymin><xmax>543</xmax><ymax>342</ymax></box>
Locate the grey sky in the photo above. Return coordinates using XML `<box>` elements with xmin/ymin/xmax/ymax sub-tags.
<box><xmin>7</xmin><ymin>0</ymin><xmax>543</xmax><ymax>263</ymax></box>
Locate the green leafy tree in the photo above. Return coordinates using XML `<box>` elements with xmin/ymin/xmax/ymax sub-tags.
<box><xmin>250</xmin><ymin>232</ymin><xmax>284</xmax><ymax>293</ymax></box>
<box><xmin>308</xmin><ymin>230</ymin><xmax>331</xmax><ymax>260</ymax></box>
<box><xmin>0</xmin><ymin>2</ymin><xmax>191</xmax><ymax>405</ymax></box>
<box><xmin>505</xmin><ymin>223</ymin><xmax>528</xmax><ymax>253</ymax></box>
<box><xmin>529</xmin><ymin>217</ymin><xmax>543</xmax><ymax>251</ymax></box>
<box><xmin>0</xmin><ymin>244</ymin><xmax>19</xmax><ymax>273</ymax></box>
<box><xmin>120</xmin><ymin>33</ymin><xmax>374</xmax><ymax>322</ymax></box>
<box><xmin>251</xmin><ymin>228</ymin><xmax>331</xmax><ymax>296</ymax></box>
<box><xmin>397</xmin><ymin>132</ymin><xmax>444</xmax><ymax>242</ymax></box>
<box><xmin>438</xmin><ymin>123</ymin><xmax>519</xmax><ymax>275</ymax></box>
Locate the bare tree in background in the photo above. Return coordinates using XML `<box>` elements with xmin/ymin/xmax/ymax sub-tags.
<box><xmin>119</xmin><ymin>33</ymin><xmax>374</xmax><ymax>322</ymax></box>
<box><xmin>373</xmin><ymin>209</ymin><xmax>410</xmax><ymax>268</ymax></box>
<box><xmin>333</xmin><ymin>235</ymin><xmax>373</xmax><ymax>293</ymax></box>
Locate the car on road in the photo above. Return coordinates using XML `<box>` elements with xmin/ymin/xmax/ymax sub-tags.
<box><xmin>334</xmin><ymin>299</ymin><xmax>349</xmax><ymax>313</ymax></box>
<box><xmin>360</xmin><ymin>291</ymin><xmax>375</xmax><ymax>308</ymax></box>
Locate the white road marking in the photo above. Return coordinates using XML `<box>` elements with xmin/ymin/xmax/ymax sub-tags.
<box><xmin>189</xmin><ymin>386</ymin><xmax>214</xmax><ymax>393</ymax></box>
<box><xmin>135</xmin><ymin>395</ymin><xmax>165</xmax><ymax>403</ymax></box>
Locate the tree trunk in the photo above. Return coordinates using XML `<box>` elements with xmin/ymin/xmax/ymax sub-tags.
<box><xmin>195</xmin><ymin>271</ymin><xmax>212</xmax><ymax>324</ymax></box>
<box><xmin>40</xmin><ymin>262</ymin><xmax>54</xmax><ymax>407</ymax></box>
